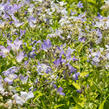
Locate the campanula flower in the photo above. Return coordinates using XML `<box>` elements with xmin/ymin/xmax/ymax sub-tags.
<box><xmin>41</xmin><ymin>39</ymin><xmax>52</xmax><ymax>51</ymax></box>
<box><xmin>57</xmin><ymin>87</ymin><xmax>65</xmax><ymax>96</ymax></box>
<box><xmin>77</xmin><ymin>1</ymin><xmax>83</xmax><ymax>8</ymax></box>
<box><xmin>16</xmin><ymin>51</ymin><xmax>24</xmax><ymax>63</ymax></box>
<box><xmin>7</xmin><ymin>38</ymin><xmax>22</xmax><ymax>52</ymax></box>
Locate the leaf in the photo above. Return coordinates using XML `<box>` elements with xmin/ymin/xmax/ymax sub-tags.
<box><xmin>54</xmin><ymin>104</ymin><xmax>65</xmax><ymax>109</ymax></box>
<box><xmin>80</xmin><ymin>72</ymin><xmax>88</xmax><ymax>77</ymax></box>
<box><xmin>99</xmin><ymin>100</ymin><xmax>105</xmax><ymax>109</ymax></box>
<box><xmin>99</xmin><ymin>95</ymin><xmax>109</xmax><ymax>109</ymax></box>
<box><xmin>33</xmin><ymin>91</ymin><xmax>43</xmax><ymax>102</ymax></box>
<box><xmin>72</xmin><ymin>82</ymin><xmax>80</xmax><ymax>89</ymax></box>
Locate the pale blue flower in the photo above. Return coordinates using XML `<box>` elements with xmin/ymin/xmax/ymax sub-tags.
<box><xmin>77</xmin><ymin>1</ymin><xmax>83</xmax><ymax>8</ymax></box>
<box><xmin>7</xmin><ymin>38</ymin><xmax>22</xmax><ymax>52</ymax></box>
<box><xmin>57</xmin><ymin>87</ymin><xmax>65</xmax><ymax>96</ymax></box>
<box><xmin>16</xmin><ymin>51</ymin><xmax>24</xmax><ymax>62</ymax></box>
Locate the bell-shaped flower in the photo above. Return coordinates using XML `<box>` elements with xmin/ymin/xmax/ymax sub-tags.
<box><xmin>13</xmin><ymin>94</ymin><xmax>25</xmax><ymax>106</ymax></box>
<box><xmin>2</xmin><ymin>66</ymin><xmax>18</xmax><ymax>76</ymax></box>
<box><xmin>0</xmin><ymin>46</ymin><xmax>10</xmax><ymax>57</ymax></box>
<box><xmin>73</xmin><ymin>72</ymin><xmax>80</xmax><ymax>80</ymax></box>
<box><xmin>16</xmin><ymin>51</ymin><xmax>24</xmax><ymax>63</ymax></box>
<box><xmin>13</xmin><ymin>91</ymin><xmax>34</xmax><ymax>105</ymax></box>
<box><xmin>4</xmin><ymin>73</ymin><xmax>17</xmax><ymax>84</ymax></box>
<box><xmin>7</xmin><ymin>38</ymin><xmax>22</xmax><ymax>52</ymax></box>
<box><xmin>57</xmin><ymin>87</ymin><xmax>65</xmax><ymax>96</ymax></box>
<box><xmin>41</xmin><ymin>39</ymin><xmax>52</xmax><ymax>51</ymax></box>
<box><xmin>37</xmin><ymin>63</ymin><xmax>52</xmax><ymax>75</ymax></box>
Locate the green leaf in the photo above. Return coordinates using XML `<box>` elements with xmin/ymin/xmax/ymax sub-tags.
<box><xmin>72</xmin><ymin>82</ymin><xmax>80</xmax><ymax>89</ymax></box>
<box><xmin>99</xmin><ymin>95</ymin><xmax>109</xmax><ymax>109</ymax></box>
<box><xmin>54</xmin><ymin>104</ymin><xmax>65</xmax><ymax>109</ymax></box>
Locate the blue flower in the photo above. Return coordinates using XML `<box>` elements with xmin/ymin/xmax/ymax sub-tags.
<box><xmin>7</xmin><ymin>38</ymin><xmax>22</xmax><ymax>52</ymax></box>
<box><xmin>57</xmin><ymin>87</ymin><xmax>65</xmax><ymax>96</ymax></box>
<box><xmin>77</xmin><ymin>1</ymin><xmax>83</xmax><ymax>8</ymax></box>
<box><xmin>16</xmin><ymin>51</ymin><xmax>24</xmax><ymax>63</ymax></box>
<box><xmin>73</xmin><ymin>72</ymin><xmax>80</xmax><ymax>80</ymax></box>
<box><xmin>41</xmin><ymin>39</ymin><xmax>52</xmax><ymax>51</ymax></box>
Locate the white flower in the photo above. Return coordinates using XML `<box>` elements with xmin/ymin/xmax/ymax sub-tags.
<box><xmin>25</xmin><ymin>91</ymin><xmax>34</xmax><ymax>101</ymax></box>
<box><xmin>0</xmin><ymin>84</ymin><xmax>4</xmax><ymax>94</ymax></box>
<box><xmin>13</xmin><ymin>91</ymin><xmax>34</xmax><ymax>106</ymax></box>
<box><xmin>13</xmin><ymin>94</ymin><xmax>25</xmax><ymax>106</ymax></box>
<box><xmin>92</xmin><ymin>57</ymin><xmax>100</xmax><ymax>63</ymax></box>
<box><xmin>105</xmin><ymin>0</ymin><xmax>109</xmax><ymax>5</ymax></box>
<box><xmin>37</xmin><ymin>64</ymin><xmax>51</xmax><ymax>75</ymax></box>
<box><xmin>106</xmin><ymin>53</ymin><xmax>109</xmax><ymax>60</ymax></box>
<box><xmin>28</xmin><ymin>4</ymin><xmax>34</xmax><ymax>13</ymax></box>
<box><xmin>5</xmin><ymin>100</ymin><xmax>13</xmax><ymax>109</ymax></box>
<box><xmin>8</xmin><ymin>86</ymin><xmax>16</xmax><ymax>93</ymax></box>
<box><xmin>16</xmin><ymin>51</ymin><xmax>24</xmax><ymax>63</ymax></box>
<box><xmin>95</xmin><ymin>21</ymin><xmax>104</xmax><ymax>28</ymax></box>
<box><xmin>0</xmin><ymin>3</ymin><xmax>4</xmax><ymax>12</ymax></box>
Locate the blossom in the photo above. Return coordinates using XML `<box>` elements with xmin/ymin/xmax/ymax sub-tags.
<box><xmin>0</xmin><ymin>77</ymin><xmax>5</xmax><ymax>94</ymax></box>
<box><xmin>20</xmin><ymin>29</ymin><xmax>26</xmax><ymax>37</ymax></box>
<box><xmin>0</xmin><ymin>20</ymin><xmax>5</xmax><ymax>28</ymax></box>
<box><xmin>76</xmin><ymin>89</ymin><xmax>82</xmax><ymax>94</ymax></box>
<box><xmin>73</xmin><ymin>56</ymin><xmax>78</xmax><ymax>61</ymax></box>
<box><xmin>73</xmin><ymin>72</ymin><xmax>80</xmax><ymax>80</ymax></box>
<box><xmin>20</xmin><ymin>75</ymin><xmax>28</xmax><ymax>84</ymax></box>
<box><xmin>28</xmin><ymin>16</ymin><xmax>37</xmax><ymax>28</ymax></box>
<box><xmin>5</xmin><ymin>100</ymin><xmax>13</xmax><ymax>109</ymax></box>
<box><xmin>106</xmin><ymin>53</ymin><xmax>109</xmax><ymax>60</ymax></box>
<box><xmin>16</xmin><ymin>51</ymin><xmax>24</xmax><ymax>62</ymax></box>
<box><xmin>2</xmin><ymin>66</ymin><xmax>19</xmax><ymax>76</ymax></box>
<box><xmin>0</xmin><ymin>46</ymin><xmax>10</xmax><ymax>57</ymax></box>
<box><xmin>7</xmin><ymin>38</ymin><xmax>22</xmax><ymax>52</ymax></box>
<box><xmin>41</xmin><ymin>39</ymin><xmax>52</xmax><ymax>51</ymax></box>
<box><xmin>66</xmin><ymin>47</ymin><xmax>75</xmax><ymax>61</ymax></box>
<box><xmin>77</xmin><ymin>1</ymin><xmax>83</xmax><ymax>8</ymax></box>
<box><xmin>13</xmin><ymin>94</ymin><xmax>25</xmax><ymax>105</ymax></box>
<box><xmin>57</xmin><ymin>87</ymin><xmax>65</xmax><ymax>96</ymax></box>
<box><xmin>53</xmin><ymin>58</ymin><xmax>62</xmax><ymax>67</ymax></box>
<box><xmin>4</xmin><ymin>73</ymin><xmax>17</xmax><ymax>84</ymax></box>
<box><xmin>13</xmin><ymin>91</ymin><xmax>34</xmax><ymax>105</ymax></box>
<box><xmin>37</xmin><ymin>63</ymin><xmax>52</xmax><ymax>75</ymax></box>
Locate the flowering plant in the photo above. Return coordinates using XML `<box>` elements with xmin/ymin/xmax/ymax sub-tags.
<box><xmin>0</xmin><ymin>0</ymin><xmax>108</xmax><ymax>109</ymax></box>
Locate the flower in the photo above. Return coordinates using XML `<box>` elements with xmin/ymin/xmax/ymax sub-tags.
<box><xmin>73</xmin><ymin>72</ymin><xmax>80</xmax><ymax>80</ymax></box>
<box><xmin>41</xmin><ymin>39</ymin><xmax>52</xmax><ymax>51</ymax></box>
<box><xmin>57</xmin><ymin>87</ymin><xmax>65</xmax><ymax>96</ymax></box>
<box><xmin>66</xmin><ymin>47</ymin><xmax>75</xmax><ymax>61</ymax></box>
<box><xmin>0</xmin><ymin>46</ymin><xmax>10</xmax><ymax>57</ymax></box>
<box><xmin>16</xmin><ymin>51</ymin><xmax>24</xmax><ymax>62</ymax></box>
<box><xmin>77</xmin><ymin>1</ymin><xmax>83</xmax><ymax>8</ymax></box>
<box><xmin>13</xmin><ymin>94</ymin><xmax>25</xmax><ymax>105</ymax></box>
<box><xmin>28</xmin><ymin>16</ymin><xmax>37</xmax><ymax>28</ymax></box>
<box><xmin>2</xmin><ymin>66</ymin><xmax>19</xmax><ymax>76</ymax></box>
<box><xmin>73</xmin><ymin>56</ymin><xmax>78</xmax><ymax>61</ymax></box>
<box><xmin>37</xmin><ymin>63</ymin><xmax>52</xmax><ymax>75</ymax></box>
<box><xmin>4</xmin><ymin>73</ymin><xmax>17</xmax><ymax>84</ymax></box>
<box><xmin>5</xmin><ymin>100</ymin><xmax>13</xmax><ymax>109</ymax></box>
<box><xmin>76</xmin><ymin>89</ymin><xmax>82</xmax><ymax>94</ymax></box>
<box><xmin>20</xmin><ymin>30</ymin><xmax>26</xmax><ymax>37</ymax></box>
<box><xmin>20</xmin><ymin>75</ymin><xmax>28</xmax><ymax>84</ymax></box>
<box><xmin>7</xmin><ymin>38</ymin><xmax>22</xmax><ymax>52</ymax></box>
<box><xmin>0</xmin><ymin>77</ymin><xmax>4</xmax><ymax>94</ymax></box>
<box><xmin>13</xmin><ymin>91</ymin><xmax>34</xmax><ymax>105</ymax></box>
<box><xmin>53</xmin><ymin>58</ymin><xmax>62</xmax><ymax>67</ymax></box>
